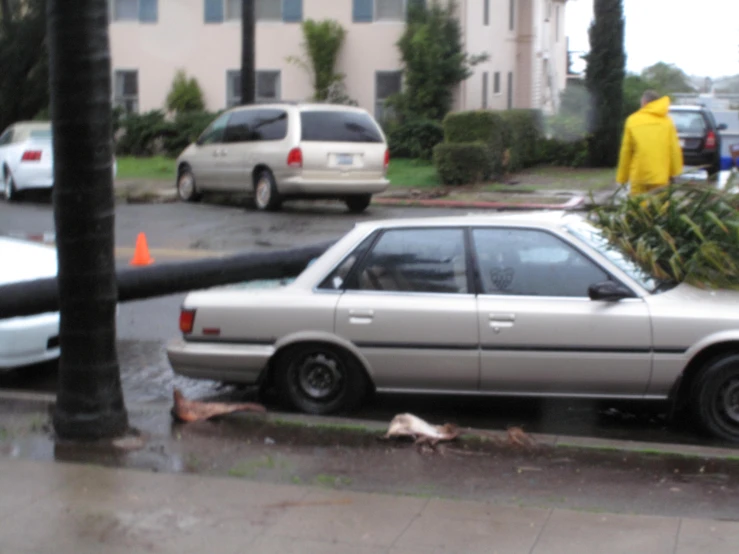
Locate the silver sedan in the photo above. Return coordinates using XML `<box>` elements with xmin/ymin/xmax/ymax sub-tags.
<box><xmin>167</xmin><ymin>212</ymin><xmax>739</xmax><ymax>442</ymax></box>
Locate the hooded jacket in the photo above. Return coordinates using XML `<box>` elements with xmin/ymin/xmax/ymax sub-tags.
<box><xmin>616</xmin><ymin>96</ymin><xmax>684</xmax><ymax>193</ymax></box>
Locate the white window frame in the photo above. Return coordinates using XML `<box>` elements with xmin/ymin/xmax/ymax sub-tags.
<box><xmin>375</xmin><ymin>0</ymin><xmax>406</xmax><ymax>22</ymax></box>
<box><xmin>225</xmin><ymin>0</ymin><xmax>242</xmax><ymax>21</ymax></box>
<box><xmin>256</xmin><ymin>70</ymin><xmax>282</xmax><ymax>102</ymax></box>
<box><xmin>375</xmin><ymin>70</ymin><xmax>403</xmax><ymax>121</ymax></box>
<box><xmin>226</xmin><ymin>70</ymin><xmax>241</xmax><ymax>108</ymax></box>
<box><xmin>255</xmin><ymin>0</ymin><xmax>283</xmax><ymax>21</ymax></box>
<box><xmin>113</xmin><ymin>69</ymin><xmax>139</xmax><ymax>114</ymax></box>
<box><xmin>110</xmin><ymin>0</ymin><xmax>157</xmax><ymax>23</ymax></box>
<box><xmin>493</xmin><ymin>71</ymin><xmax>501</xmax><ymax>96</ymax></box>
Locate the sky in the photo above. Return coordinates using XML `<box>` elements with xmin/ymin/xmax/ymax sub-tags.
<box><xmin>566</xmin><ymin>0</ymin><xmax>739</xmax><ymax>78</ymax></box>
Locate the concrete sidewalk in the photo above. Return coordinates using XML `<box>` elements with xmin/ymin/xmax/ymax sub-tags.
<box><xmin>0</xmin><ymin>457</ymin><xmax>736</xmax><ymax>554</ymax></box>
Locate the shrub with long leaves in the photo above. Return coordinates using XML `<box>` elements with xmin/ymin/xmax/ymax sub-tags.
<box><xmin>590</xmin><ymin>183</ymin><xmax>739</xmax><ymax>290</ymax></box>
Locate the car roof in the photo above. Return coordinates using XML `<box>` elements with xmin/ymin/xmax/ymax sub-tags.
<box><xmin>669</xmin><ymin>105</ymin><xmax>710</xmax><ymax>112</ymax></box>
<box><xmin>226</xmin><ymin>102</ymin><xmax>369</xmax><ymax>115</ymax></box>
<box><xmin>352</xmin><ymin>211</ymin><xmax>582</xmax><ymax>233</ymax></box>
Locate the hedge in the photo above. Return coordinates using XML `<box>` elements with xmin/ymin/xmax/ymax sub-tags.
<box><xmin>537</xmin><ymin>138</ymin><xmax>589</xmax><ymax>168</ymax></box>
<box><xmin>386</xmin><ymin>119</ymin><xmax>444</xmax><ymax>161</ymax></box>
<box><xmin>499</xmin><ymin>109</ymin><xmax>543</xmax><ymax>171</ymax></box>
<box><xmin>114</xmin><ymin>109</ymin><xmax>218</xmax><ymax>157</ymax></box>
<box><xmin>433</xmin><ymin>142</ymin><xmax>492</xmax><ymax>186</ymax></box>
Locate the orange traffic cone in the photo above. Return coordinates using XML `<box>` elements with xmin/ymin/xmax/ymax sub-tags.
<box><xmin>130</xmin><ymin>232</ymin><xmax>154</xmax><ymax>266</ymax></box>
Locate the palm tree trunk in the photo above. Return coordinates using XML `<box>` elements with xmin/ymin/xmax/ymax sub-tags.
<box><xmin>47</xmin><ymin>0</ymin><xmax>128</xmax><ymax>440</ymax></box>
<box><xmin>241</xmin><ymin>0</ymin><xmax>255</xmax><ymax>105</ymax></box>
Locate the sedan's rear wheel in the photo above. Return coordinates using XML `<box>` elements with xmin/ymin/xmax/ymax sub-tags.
<box><xmin>275</xmin><ymin>343</ymin><xmax>368</xmax><ymax>415</ymax></box>
<box><xmin>691</xmin><ymin>353</ymin><xmax>739</xmax><ymax>442</ymax></box>
<box><xmin>3</xmin><ymin>171</ymin><xmax>19</xmax><ymax>202</ymax></box>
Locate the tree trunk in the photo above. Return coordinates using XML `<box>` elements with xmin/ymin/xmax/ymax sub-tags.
<box><xmin>1</xmin><ymin>0</ymin><xmax>12</xmax><ymax>31</ymax></box>
<box><xmin>47</xmin><ymin>0</ymin><xmax>128</xmax><ymax>440</ymax></box>
<box><xmin>241</xmin><ymin>0</ymin><xmax>255</xmax><ymax>105</ymax></box>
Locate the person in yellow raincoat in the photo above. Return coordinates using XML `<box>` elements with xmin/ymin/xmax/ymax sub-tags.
<box><xmin>616</xmin><ymin>90</ymin><xmax>684</xmax><ymax>196</ymax></box>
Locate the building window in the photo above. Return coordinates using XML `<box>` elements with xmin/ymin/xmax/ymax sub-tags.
<box><xmin>493</xmin><ymin>71</ymin><xmax>501</xmax><ymax>95</ymax></box>
<box><xmin>226</xmin><ymin>70</ymin><xmax>241</xmax><ymax>107</ymax></box>
<box><xmin>509</xmin><ymin>0</ymin><xmax>515</xmax><ymax>31</ymax></box>
<box><xmin>208</xmin><ymin>0</ymin><xmax>302</xmax><ymax>23</ymax></box>
<box><xmin>114</xmin><ymin>70</ymin><xmax>139</xmax><ymax>114</ymax></box>
<box><xmin>482</xmin><ymin>72</ymin><xmax>489</xmax><ymax>109</ymax></box>
<box><xmin>256</xmin><ymin>71</ymin><xmax>281</xmax><ymax>102</ymax></box>
<box><xmin>555</xmin><ymin>5</ymin><xmax>560</xmax><ymax>41</ymax></box>
<box><xmin>354</xmin><ymin>0</ymin><xmax>421</xmax><ymax>23</ymax></box>
<box><xmin>483</xmin><ymin>0</ymin><xmax>489</xmax><ymax>26</ymax></box>
<box><xmin>375</xmin><ymin>71</ymin><xmax>402</xmax><ymax>121</ymax></box>
<box><xmin>227</xmin><ymin>70</ymin><xmax>282</xmax><ymax>106</ymax></box>
<box><xmin>507</xmin><ymin>71</ymin><xmax>513</xmax><ymax>110</ymax></box>
<box><xmin>112</xmin><ymin>0</ymin><xmax>157</xmax><ymax>23</ymax></box>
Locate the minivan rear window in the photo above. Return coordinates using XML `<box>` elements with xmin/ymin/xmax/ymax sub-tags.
<box><xmin>669</xmin><ymin>111</ymin><xmax>707</xmax><ymax>134</ymax></box>
<box><xmin>300</xmin><ymin>111</ymin><xmax>383</xmax><ymax>143</ymax></box>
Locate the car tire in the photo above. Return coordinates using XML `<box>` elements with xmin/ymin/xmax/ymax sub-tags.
<box><xmin>254</xmin><ymin>170</ymin><xmax>282</xmax><ymax>212</ymax></box>
<box><xmin>3</xmin><ymin>171</ymin><xmax>19</xmax><ymax>202</ymax></box>
<box><xmin>176</xmin><ymin>167</ymin><xmax>201</xmax><ymax>202</ymax></box>
<box><xmin>345</xmin><ymin>194</ymin><xmax>372</xmax><ymax>213</ymax></box>
<box><xmin>275</xmin><ymin>343</ymin><xmax>368</xmax><ymax>415</ymax></box>
<box><xmin>691</xmin><ymin>353</ymin><xmax>739</xmax><ymax>442</ymax></box>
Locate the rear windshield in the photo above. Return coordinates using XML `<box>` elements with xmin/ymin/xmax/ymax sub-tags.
<box><xmin>669</xmin><ymin>111</ymin><xmax>707</xmax><ymax>134</ymax></box>
<box><xmin>30</xmin><ymin>129</ymin><xmax>52</xmax><ymax>140</ymax></box>
<box><xmin>300</xmin><ymin>111</ymin><xmax>383</xmax><ymax>143</ymax></box>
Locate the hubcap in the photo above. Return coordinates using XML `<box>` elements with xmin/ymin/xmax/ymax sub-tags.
<box><xmin>256</xmin><ymin>178</ymin><xmax>271</xmax><ymax>208</ymax></box>
<box><xmin>296</xmin><ymin>352</ymin><xmax>343</xmax><ymax>400</ymax></box>
<box><xmin>720</xmin><ymin>379</ymin><xmax>739</xmax><ymax>424</ymax></box>
<box><xmin>178</xmin><ymin>173</ymin><xmax>194</xmax><ymax>199</ymax></box>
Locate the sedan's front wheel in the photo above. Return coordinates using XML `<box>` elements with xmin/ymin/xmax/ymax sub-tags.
<box><xmin>3</xmin><ymin>171</ymin><xmax>19</xmax><ymax>202</ymax></box>
<box><xmin>692</xmin><ymin>353</ymin><xmax>739</xmax><ymax>442</ymax></box>
<box><xmin>275</xmin><ymin>343</ymin><xmax>368</xmax><ymax>415</ymax></box>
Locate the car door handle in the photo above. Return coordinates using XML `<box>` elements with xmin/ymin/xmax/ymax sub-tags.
<box><xmin>489</xmin><ymin>313</ymin><xmax>515</xmax><ymax>332</ymax></box>
<box><xmin>349</xmin><ymin>309</ymin><xmax>374</xmax><ymax>325</ymax></box>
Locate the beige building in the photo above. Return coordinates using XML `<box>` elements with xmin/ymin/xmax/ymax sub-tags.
<box><xmin>108</xmin><ymin>0</ymin><xmax>568</xmax><ymax>118</ymax></box>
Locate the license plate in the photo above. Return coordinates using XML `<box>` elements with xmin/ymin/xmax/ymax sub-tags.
<box><xmin>679</xmin><ymin>139</ymin><xmax>685</xmax><ymax>148</ymax></box>
<box><xmin>336</xmin><ymin>154</ymin><xmax>353</xmax><ymax>166</ymax></box>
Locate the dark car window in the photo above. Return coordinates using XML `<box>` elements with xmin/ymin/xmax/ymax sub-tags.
<box><xmin>318</xmin><ymin>233</ymin><xmax>377</xmax><ymax>291</ymax></box>
<box><xmin>669</xmin><ymin>111</ymin><xmax>707</xmax><ymax>134</ymax></box>
<box><xmin>0</xmin><ymin>128</ymin><xmax>13</xmax><ymax>146</ymax></box>
<box><xmin>472</xmin><ymin>228</ymin><xmax>608</xmax><ymax>297</ymax></box>
<box><xmin>300</xmin><ymin>111</ymin><xmax>383</xmax><ymax>143</ymax></box>
<box><xmin>224</xmin><ymin>109</ymin><xmax>287</xmax><ymax>143</ymax></box>
<box><xmin>348</xmin><ymin>229</ymin><xmax>468</xmax><ymax>294</ymax></box>
<box><xmin>197</xmin><ymin>113</ymin><xmax>230</xmax><ymax>145</ymax></box>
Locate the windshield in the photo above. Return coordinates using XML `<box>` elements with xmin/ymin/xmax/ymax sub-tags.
<box><xmin>566</xmin><ymin>220</ymin><xmax>668</xmax><ymax>294</ymax></box>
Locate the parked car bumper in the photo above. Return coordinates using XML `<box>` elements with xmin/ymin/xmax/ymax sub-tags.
<box><xmin>278</xmin><ymin>176</ymin><xmax>390</xmax><ymax>196</ymax></box>
<box><xmin>0</xmin><ymin>312</ymin><xmax>60</xmax><ymax>371</ymax></box>
<box><xmin>12</xmin><ymin>165</ymin><xmax>53</xmax><ymax>191</ymax></box>
<box><xmin>683</xmin><ymin>151</ymin><xmax>718</xmax><ymax>169</ymax></box>
<box><xmin>166</xmin><ymin>338</ymin><xmax>274</xmax><ymax>383</ymax></box>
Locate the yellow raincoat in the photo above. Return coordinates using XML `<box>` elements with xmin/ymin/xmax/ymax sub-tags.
<box><xmin>616</xmin><ymin>96</ymin><xmax>684</xmax><ymax>196</ymax></box>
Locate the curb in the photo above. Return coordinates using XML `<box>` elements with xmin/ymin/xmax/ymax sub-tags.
<box><xmin>373</xmin><ymin>195</ymin><xmax>586</xmax><ymax>210</ymax></box>
<box><xmin>3</xmin><ymin>390</ymin><xmax>737</xmax><ymax>461</ymax></box>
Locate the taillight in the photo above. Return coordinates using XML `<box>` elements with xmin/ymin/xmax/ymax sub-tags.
<box><xmin>384</xmin><ymin>148</ymin><xmax>390</xmax><ymax>174</ymax></box>
<box><xmin>705</xmin><ymin>131</ymin><xmax>716</xmax><ymax>149</ymax></box>
<box><xmin>287</xmin><ymin>147</ymin><xmax>303</xmax><ymax>168</ymax></box>
<box><xmin>21</xmin><ymin>150</ymin><xmax>42</xmax><ymax>162</ymax></box>
<box><xmin>179</xmin><ymin>308</ymin><xmax>196</xmax><ymax>334</ymax></box>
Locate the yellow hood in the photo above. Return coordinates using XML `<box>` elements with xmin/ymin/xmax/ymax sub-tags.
<box><xmin>638</xmin><ymin>96</ymin><xmax>671</xmax><ymax>118</ymax></box>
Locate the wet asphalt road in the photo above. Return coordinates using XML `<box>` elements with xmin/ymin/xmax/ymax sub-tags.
<box><xmin>0</xmin><ymin>197</ymin><xmax>736</xmax><ymax>449</ymax></box>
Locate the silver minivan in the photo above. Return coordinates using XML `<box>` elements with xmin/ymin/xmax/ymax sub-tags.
<box><xmin>175</xmin><ymin>103</ymin><xmax>390</xmax><ymax>213</ymax></box>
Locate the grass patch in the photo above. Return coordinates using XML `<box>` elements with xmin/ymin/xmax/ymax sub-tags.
<box><xmin>117</xmin><ymin>156</ymin><xmax>176</xmax><ymax>181</ymax></box>
<box><xmin>387</xmin><ymin>158</ymin><xmax>440</xmax><ymax>189</ymax></box>
<box><xmin>314</xmin><ymin>474</ymin><xmax>353</xmax><ymax>488</ymax></box>
<box><xmin>483</xmin><ymin>184</ymin><xmax>539</xmax><ymax>194</ymax></box>
<box><xmin>270</xmin><ymin>417</ymin><xmax>376</xmax><ymax>434</ymax></box>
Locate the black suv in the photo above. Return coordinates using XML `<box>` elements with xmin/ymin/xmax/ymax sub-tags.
<box><xmin>668</xmin><ymin>105</ymin><xmax>728</xmax><ymax>176</ymax></box>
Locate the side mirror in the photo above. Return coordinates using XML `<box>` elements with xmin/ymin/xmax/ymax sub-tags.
<box><xmin>717</xmin><ymin>123</ymin><xmax>728</xmax><ymax>132</ymax></box>
<box><xmin>588</xmin><ymin>280</ymin><xmax>634</xmax><ymax>302</ymax></box>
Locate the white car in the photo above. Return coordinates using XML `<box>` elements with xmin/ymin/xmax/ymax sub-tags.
<box><xmin>0</xmin><ymin>121</ymin><xmax>117</xmax><ymax>201</ymax></box>
<box><xmin>0</xmin><ymin>237</ymin><xmax>60</xmax><ymax>370</ymax></box>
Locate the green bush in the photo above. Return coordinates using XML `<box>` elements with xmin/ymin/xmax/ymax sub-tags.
<box><xmin>442</xmin><ymin>110</ymin><xmax>509</xmax><ymax>178</ymax></box>
<box><xmin>537</xmin><ymin>138</ymin><xmax>589</xmax><ymax>168</ymax></box>
<box><xmin>115</xmin><ymin>110</ymin><xmax>168</xmax><ymax>156</ymax></box>
<box><xmin>161</xmin><ymin>111</ymin><xmax>218</xmax><ymax>157</ymax></box>
<box><xmin>166</xmin><ymin>70</ymin><xmax>205</xmax><ymax>113</ymax></box>
<box><xmin>386</xmin><ymin>119</ymin><xmax>444</xmax><ymax>160</ymax></box>
<box><xmin>500</xmin><ymin>109</ymin><xmax>543</xmax><ymax>171</ymax></box>
<box><xmin>433</xmin><ymin>142</ymin><xmax>492</xmax><ymax>186</ymax></box>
